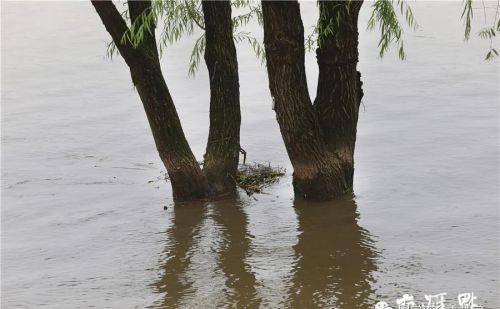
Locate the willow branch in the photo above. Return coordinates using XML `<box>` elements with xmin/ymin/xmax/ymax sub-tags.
<box><xmin>91</xmin><ymin>0</ymin><xmax>136</xmax><ymax>63</ymax></box>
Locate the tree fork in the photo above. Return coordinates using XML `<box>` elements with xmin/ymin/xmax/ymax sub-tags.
<box><xmin>262</xmin><ymin>1</ymin><xmax>349</xmax><ymax>200</ymax></box>
<box><xmin>202</xmin><ymin>0</ymin><xmax>242</xmax><ymax>195</ymax></box>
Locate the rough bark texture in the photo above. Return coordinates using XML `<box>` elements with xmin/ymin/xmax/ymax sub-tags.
<box><xmin>92</xmin><ymin>0</ymin><xmax>209</xmax><ymax>201</ymax></box>
<box><xmin>202</xmin><ymin>1</ymin><xmax>241</xmax><ymax>195</ymax></box>
<box><xmin>262</xmin><ymin>1</ymin><xmax>348</xmax><ymax>200</ymax></box>
<box><xmin>314</xmin><ymin>1</ymin><xmax>364</xmax><ymax>188</ymax></box>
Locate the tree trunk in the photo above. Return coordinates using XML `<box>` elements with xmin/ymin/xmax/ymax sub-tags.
<box><xmin>262</xmin><ymin>1</ymin><xmax>348</xmax><ymax>200</ymax></box>
<box><xmin>202</xmin><ymin>1</ymin><xmax>241</xmax><ymax>195</ymax></box>
<box><xmin>130</xmin><ymin>60</ymin><xmax>209</xmax><ymax>201</ymax></box>
<box><xmin>314</xmin><ymin>1</ymin><xmax>364</xmax><ymax>188</ymax></box>
<box><xmin>92</xmin><ymin>1</ymin><xmax>209</xmax><ymax>201</ymax></box>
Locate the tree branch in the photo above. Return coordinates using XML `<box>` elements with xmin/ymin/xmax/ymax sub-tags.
<box><xmin>127</xmin><ymin>0</ymin><xmax>159</xmax><ymax>59</ymax></box>
<box><xmin>128</xmin><ymin>0</ymin><xmax>152</xmax><ymax>24</ymax></box>
<box><xmin>189</xmin><ymin>2</ymin><xmax>205</xmax><ymax>31</ymax></box>
<box><xmin>91</xmin><ymin>0</ymin><xmax>136</xmax><ymax>63</ymax></box>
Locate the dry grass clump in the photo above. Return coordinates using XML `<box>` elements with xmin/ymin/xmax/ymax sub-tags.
<box><xmin>233</xmin><ymin>163</ymin><xmax>286</xmax><ymax>196</ymax></box>
<box><xmin>149</xmin><ymin>162</ymin><xmax>286</xmax><ymax>197</ymax></box>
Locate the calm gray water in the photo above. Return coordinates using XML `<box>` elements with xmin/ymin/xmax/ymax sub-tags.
<box><xmin>2</xmin><ymin>1</ymin><xmax>499</xmax><ymax>308</ymax></box>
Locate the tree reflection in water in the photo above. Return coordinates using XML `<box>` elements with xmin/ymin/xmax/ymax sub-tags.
<box><xmin>151</xmin><ymin>194</ymin><xmax>377</xmax><ymax>308</ymax></box>
<box><xmin>151</xmin><ymin>199</ymin><xmax>259</xmax><ymax>308</ymax></box>
<box><xmin>286</xmin><ymin>194</ymin><xmax>378</xmax><ymax>308</ymax></box>
<box><xmin>211</xmin><ymin>199</ymin><xmax>261</xmax><ymax>308</ymax></box>
<box><xmin>151</xmin><ymin>202</ymin><xmax>206</xmax><ymax>308</ymax></box>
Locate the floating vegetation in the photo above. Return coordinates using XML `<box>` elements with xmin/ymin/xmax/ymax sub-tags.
<box><xmin>233</xmin><ymin>163</ymin><xmax>286</xmax><ymax>196</ymax></box>
<box><xmin>148</xmin><ymin>162</ymin><xmax>285</xmax><ymax>196</ymax></box>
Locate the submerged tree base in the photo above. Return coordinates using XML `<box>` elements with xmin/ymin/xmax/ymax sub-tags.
<box><xmin>150</xmin><ymin>162</ymin><xmax>285</xmax><ymax>199</ymax></box>
<box><xmin>233</xmin><ymin>163</ymin><xmax>286</xmax><ymax>196</ymax></box>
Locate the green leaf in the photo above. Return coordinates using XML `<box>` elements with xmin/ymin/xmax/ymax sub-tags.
<box><xmin>366</xmin><ymin>0</ymin><xmax>417</xmax><ymax>60</ymax></box>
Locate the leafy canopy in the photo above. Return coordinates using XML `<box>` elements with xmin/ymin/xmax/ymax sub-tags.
<box><xmin>109</xmin><ymin>0</ymin><xmax>264</xmax><ymax>76</ymax></box>
<box><xmin>462</xmin><ymin>0</ymin><xmax>500</xmax><ymax>60</ymax></box>
<box><xmin>110</xmin><ymin>0</ymin><xmax>499</xmax><ymax>76</ymax></box>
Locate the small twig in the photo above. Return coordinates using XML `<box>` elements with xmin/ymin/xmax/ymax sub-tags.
<box><xmin>239</xmin><ymin>147</ymin><xmax>247</xmax><ymax>165</ymax></box>
<box><xmin>229</xmin><ymin>173</ymin><xmax>253</xmax><ymax>196</ymax></box>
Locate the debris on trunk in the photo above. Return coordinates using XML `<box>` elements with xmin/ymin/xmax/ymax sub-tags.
<box><xmin>150</xmin><ymin>163</ymin><xmax>285</xmax><ymax>197</ymax></box>
<box><xmin>232</xmin><ymin>163</ymin><xmax>286</xmax><ymax>196</ymax></box>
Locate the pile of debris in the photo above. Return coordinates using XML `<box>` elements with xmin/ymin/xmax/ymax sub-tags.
<box><xmin>149</xmin><ymin>161</ymin><xmax>286</xmax><ymax>197</ymax></box>
<box><xmin>233</xmin><ymin>163</ymin><xmax>286</xmax><ymax>195</ymax></box>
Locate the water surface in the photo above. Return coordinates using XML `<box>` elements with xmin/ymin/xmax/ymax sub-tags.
<box><xmin>2</xmin><ymin>2</ymin><xmax>499</xmax><ymax>308</ymax></box>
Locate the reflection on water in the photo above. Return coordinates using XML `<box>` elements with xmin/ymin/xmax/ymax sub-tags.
<box><xmin>211</xmin><ymin>200</ymin><xmax>261</xmax><ymax>307</ymax></box>
<box><xmin>2</xmin><ymin>2</ymin><xmax>498</xmax><ymax>307</ymax></box>
<box><xmin>287</xmin><ymin>195</ymin><xmax>378</xmax><ymax>308</ymax></box>
<box><xmin>152</xmin><ymin>196</ymin><xmax>377</xmax><ymax>308</ymax></box>
<box><xmin>152</xmin><ymin>203</ymin><xmax>206</xmax><ymax>308</ymax></box>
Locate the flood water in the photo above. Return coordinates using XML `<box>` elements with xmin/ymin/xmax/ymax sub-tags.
<box><xmin>1</xmin><ymin>1</ymin><xmax>499</xmax><ymax>308</ymax></box>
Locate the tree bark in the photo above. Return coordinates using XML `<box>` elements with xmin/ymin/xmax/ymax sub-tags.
<box><xmin>262</xmin><ymin>1</ymin><xmax>348</xmax><ymax>200</ymax></box>
<box><xmin>92</xmin><ymin>0</ymin><xmax>209</xmax><ymax>201</ymax></box>
<box><xmin>202</xmin><ymin>1</ymin><xmax>241</xmax><ymax>195</ymax></box>
<box><xmin>314</xmin><ymin>1</ymin><xmax>364</xmax><ymax>188</ymax></box>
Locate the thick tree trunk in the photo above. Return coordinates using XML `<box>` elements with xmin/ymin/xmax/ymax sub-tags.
<box><xmin>130</xmin><ymin>60</ymin><xmax>209</xmax><ymax>201</ymax></box>
<box><xmin>202</xmin><ymin>1</ymin><xmax>241</xmax><ymax>195</ymax></box>
<box><xmin>92</xmin><ymin>1</ymin><xmax>209</xmax><ymax>201</ymax></box>
<box><xmin>314</xmin><ymin>1</ymin><xmax>364</xmax><ymax>188</ymax></box>
<box><xmin>262</xmin><ymin>1</ymin><xmax>348</xmax><ymax>200</ymax></box>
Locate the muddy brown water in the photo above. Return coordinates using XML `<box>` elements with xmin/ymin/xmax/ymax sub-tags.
<box><xmin>2</xmin><ymin>2</ymin><xmax>499</xmax><ymax>308</ymax></box>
